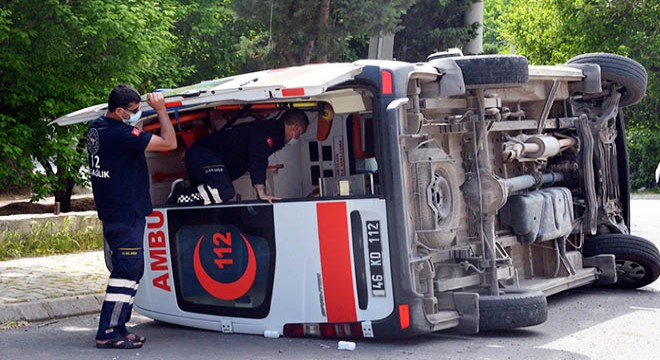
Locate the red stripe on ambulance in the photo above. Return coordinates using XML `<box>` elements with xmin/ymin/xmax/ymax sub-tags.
<box><xmin>316</xmin><ymin>202</ymin><xmax>357</xmax><ymax>322</ymax></box>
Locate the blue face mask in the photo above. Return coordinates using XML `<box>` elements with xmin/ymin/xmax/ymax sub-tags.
<box><xmin>287</xmin><ymin>127</ymin><xmax>302</xmax><ymax>146</ymax></box>
<box><xmin>286</xmin><ymin>137</ymin><xmax>299</xmax><ymax>146</ymax></box>
<box><xmin>123</xmin><ymin>110</ymin><xmax>142</xmax><ymax>125</ymax></box>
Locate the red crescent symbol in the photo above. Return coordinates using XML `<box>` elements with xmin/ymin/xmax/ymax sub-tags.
<box><xmin>193</xmin><ymin>233</ymin><xmax>257</xmax><ymax>300</ymax></box>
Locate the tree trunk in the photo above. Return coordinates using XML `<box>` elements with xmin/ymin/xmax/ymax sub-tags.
<box><xmin>300</xmin><ymin>39</ymin><xmax>315</xmax><ymax>64</ymax></box>
<box><xmin>316</xmin><ymin>0</ymin><xmax>331</xmax><ymax>63</ymax></box>
<box><xmin>54</xmin><ymin>177</ymin><xmax>75</xmax><ymax>213</ymax></box>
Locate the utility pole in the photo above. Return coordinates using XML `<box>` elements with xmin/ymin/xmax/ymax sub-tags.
<box><xmin>464</xmin><ymin>0</ymin><xmax>484</xmax><ymax>54</ymax></box>
<box><xmin>368</xmin><ymin>33</ymin><xmax>394</xmax><ymax>60</ymax></box>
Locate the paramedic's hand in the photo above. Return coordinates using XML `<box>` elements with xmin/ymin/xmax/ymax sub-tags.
<box><xmin>146</xmin><ymin>92</ymin><xmax>166</xmax><ymax>112</ymax></box>
<box><xmin>255</xmin><ymin>184</ymin><xmax>281</xmax><ymax>204</ymax></box>
<box><xmin>145</xmin><ymin>91</ymin><xmax>177</xmax><ymax>151</ymax></box>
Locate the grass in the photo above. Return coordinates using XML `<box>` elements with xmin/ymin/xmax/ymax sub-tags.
<box><xmin>0</xmin><ymin>217</ymin><xmax>103</xmax><ymax>261</ymax></box>
<box><xmin>0</xmin><ymin>321</ymin><xmax>30</xmax><ymax>329</ymax></box>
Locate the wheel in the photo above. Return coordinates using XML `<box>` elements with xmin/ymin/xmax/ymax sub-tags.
<box><xmin>583</xmin><ymin>234</ymin><xmax>660</xmax><ymax>289</ymax></box>
<box><xmin>566</xmin><ymin>53</ymin><xmax>648</xmax><ymax>107</ymax></box>
<box><xmin>478</xmin><ymin>290</ymin><xmax>548</xmax><ymax>331</ymax></box>
<box><xmin>453</xmin><ymin>55</ymin><xmax>528</xmax><ymax>89</ymax></box>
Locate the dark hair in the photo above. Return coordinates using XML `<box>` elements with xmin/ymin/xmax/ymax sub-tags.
<box><xmin>281</xmin><ymin>109</ymin><xmax>309</xmax><ymax>129</ymax></box>
<box><xmin>107</xmin><ymin>84</ymin><xmax>141</xmax><ymax>112</ymax></box>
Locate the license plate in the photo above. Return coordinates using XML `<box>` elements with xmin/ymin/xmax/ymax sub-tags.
<box><xmin>366</xmin><ymin>220</ymin><xmax>385</xmax><ymax>296</ymax></box>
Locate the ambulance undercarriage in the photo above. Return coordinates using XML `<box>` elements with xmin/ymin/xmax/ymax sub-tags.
<box><xmin>400</xmin><ymin>53</ymin><xmax>658</xmax><ymax>332</ymax></box>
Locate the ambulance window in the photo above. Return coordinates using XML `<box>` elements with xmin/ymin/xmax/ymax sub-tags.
<box><xmin>310</xmin><ymin>165</ymin><xmax>320</xmax><ymax>186</ymax></box>
<box><xmin>308</xmin><ymin>142</ymin><xmax>319</xmax><ymax>162</ymax></box>
<box><xmin>357</xmin><ymin>157</ymin><xmax>378</xmax><ymax>173</ymax></box>
<box><xmin>348</xmin><ymin>113</ymin><xmax>378</xmax><ymax>174</ymax></box>
<box><xmin>322</xmin><ymin>145</ymin><xmax>333</xmax><ymax>161</ymax></box>
<box><xmin>167</xmin><ymin>206</ymin><xmax>275</xmax><ymax>319</ymax></box>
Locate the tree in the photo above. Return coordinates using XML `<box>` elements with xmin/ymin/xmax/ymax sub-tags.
<box><xmin>482</xmin><ymin>0</ymin><xmax>511</xmax><ymax>54</ymax></box>
<box><xmin>485</xmin><ymin>0</ymin><xmax>659</xmax><ymax>188</ymax></box>
<box><xmin>0</xmin><ymin>0</ymin><xmax>184</xmax><ymax>211</ymax></box>
<box><xmin>232</xmin><ymin>0</ymin><xmax>415</xmax><ymax>69</ymax></box>
<box><xmin>172</xmin><ymin>0</ymin><xmax>253</xmax><ymax>84</ymax></box>
<box><xmin>394</xmin><ymin>0</ymin><xmax>481</xmax><ymax>62</ymax></box>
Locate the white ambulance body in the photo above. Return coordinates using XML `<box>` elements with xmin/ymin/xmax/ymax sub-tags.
<box><xmin>55</xmin><ymin>53</ymin><xmax>660</xmax><ymax>338</ymax></box>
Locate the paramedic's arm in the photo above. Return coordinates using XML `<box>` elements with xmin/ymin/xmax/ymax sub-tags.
<box><xmin>254</xmin><ymin>184</ymin><xmax>281</xmax><ymax>204</ymax></box>
<box><xmin>145</xmin><ymin>92</ymin><xmax>177</xmax><ymax>151</ymax></box>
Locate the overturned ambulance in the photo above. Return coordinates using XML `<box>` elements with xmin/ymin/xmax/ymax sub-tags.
<box><xmin>55</xmin><ymin>52</ymin><xmax>660</xmax><ymax>338</ymax></box>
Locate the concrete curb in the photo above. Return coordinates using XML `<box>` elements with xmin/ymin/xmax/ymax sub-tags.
<box><xmin>0</xmin><ymin>294</ymin><xmax>104</xmax><ymax>324</ymax></box>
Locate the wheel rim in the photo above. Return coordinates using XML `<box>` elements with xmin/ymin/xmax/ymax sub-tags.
<box><xmin>616</xmin><ymin>260</ymin><xmax>646</xmax><ymax>283</ymax></box>
<box><xmin>428</xmin><ymin>171</ymin><xmax>452</xmax><ymax>222</ymax></box>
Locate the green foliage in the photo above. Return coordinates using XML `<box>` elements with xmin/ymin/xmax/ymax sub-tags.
<box><xmin>395</xmin><ymin>0</ymin><xmax>480</xmax><ymax>61</ymax></box>
<box><xmin>0</xmin><ymin>217</ymin><xmax>103</xmax><ymax>260</ymax></box>
<box><xmin>232</xmin><ymin>0</ymin><xmax>415</xmax><ymax>69</ymax></box>
<box><xmin>0</xmin><ymin>0</ymin><xmax>184</xmax><ymax>207</ymax></box>
<box><xmin>172</xmin><ymin>0</ymin><xmax>251</xmax><ymax>83</ymax></box>
<box><xmin>482</xmin><ymin>0</ymin><xmax>507</xmax><ymax>54</ymax></box>
<box><xmin>0</xmin><ymin>1</ymin><xmax>268</xmax><ymax>207</ymax></box>
<box><xmin>627</xmin><ymin>125</ymin><xmax>660</xmax><ymax>190</ymax></box>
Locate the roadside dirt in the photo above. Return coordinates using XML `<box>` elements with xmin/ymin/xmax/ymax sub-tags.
<box><xmin>0</xmin><ymin>198</ymin><xmax>96</xmax><ymax>216</ymax></box>
<box><xmin>0</xmin><ymin>186</ymin><xmax>96</xmax><ymax>216</ymax></box>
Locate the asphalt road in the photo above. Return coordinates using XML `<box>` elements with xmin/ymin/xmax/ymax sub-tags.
<box><xmin>2</xmin><ymin>198</ymin><xmax>659</xmax><ymax>360</ymax></box>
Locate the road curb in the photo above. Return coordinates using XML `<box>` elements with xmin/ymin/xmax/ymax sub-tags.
<box><xmin>0</xmin><ymin>294</ymin><xmax>103</xmax><ymax>324</ymax></box>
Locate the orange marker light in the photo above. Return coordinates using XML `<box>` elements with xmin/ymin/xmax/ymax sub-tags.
<box><xmin>282</xmin><ymin>88</ymin><xmax>305</xmax><ymax>97</ymax></box>
<box><xmin>399</xmin><ymin>304</ymin><xmax>410</xmax><ymax>329</ymax></box>
<box><xmin>381</xmin><ymin>70</ymin><xmax>393</xmax><ymax>95</ymax></box>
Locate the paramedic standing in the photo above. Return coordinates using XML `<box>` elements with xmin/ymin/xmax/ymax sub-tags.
<box><xmin>178</xmin><ymin>109</ymin><xmax>308</xmax><ymax>204</ymax></box>
<box><xmin>87</xmin><ymin>84</ymin><xmax>177</xmax><ymax>349</ymax></box>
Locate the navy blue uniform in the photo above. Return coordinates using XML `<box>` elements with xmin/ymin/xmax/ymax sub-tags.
<box><xmin>185</xmin><ymin>120</ymin><xmax>285</xmax><ymax>202</ymax></box>
<box><xmin>87</xmin><ymin>116</ymin><xmax>152</xmax><ymax>341</ymax></box>
<box><xmin>87</xmin><ymin>116</ymin><xmax>153</xmax><ymax>221</ymax></box>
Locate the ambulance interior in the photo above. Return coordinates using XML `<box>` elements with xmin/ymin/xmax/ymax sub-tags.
<box><xmin>142</xmin><ymin>87</ymin><xmax>380</xmax><ymax>207</ymax></box>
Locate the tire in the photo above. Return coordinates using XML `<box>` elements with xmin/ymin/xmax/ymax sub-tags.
<box><xmin>453</xmin><ymin>55</ymin><xmax>528</xmax><ymax>89</ymax></box>
<box><xmin>583</xmin><ymin>234</ymin><xmax>660</xmax><ymax>289</ymax></box>
<box><xmin>479</xmin><ymin>290</ymin><xmax>548</xmax><ymax>331</ymax></box>
<box><xmin>567</xmin><ymin>53</ymin><xmax>648</xmax><ymax>107</ymax></box>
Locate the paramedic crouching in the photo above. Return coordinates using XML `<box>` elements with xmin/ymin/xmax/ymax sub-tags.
<box><xmin>87</xmin><ymin>85</ymin><xmax>177</xmax><ymax>349</ymax></box>
<box><xmin>175</xmin><ymin>109</ymin><xmax>308</xmax><ymax>204</ymax></box>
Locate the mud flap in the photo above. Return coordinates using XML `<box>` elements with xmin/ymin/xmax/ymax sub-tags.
<box><xmin>452</xmin><ymin>292</ymin><xmax>479</xmax><ymax>334</ymax></box>
<box><xmin>583</xmin><ymin>254</ymin><xmax>618</xmax><ymax>285</ymax></box>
